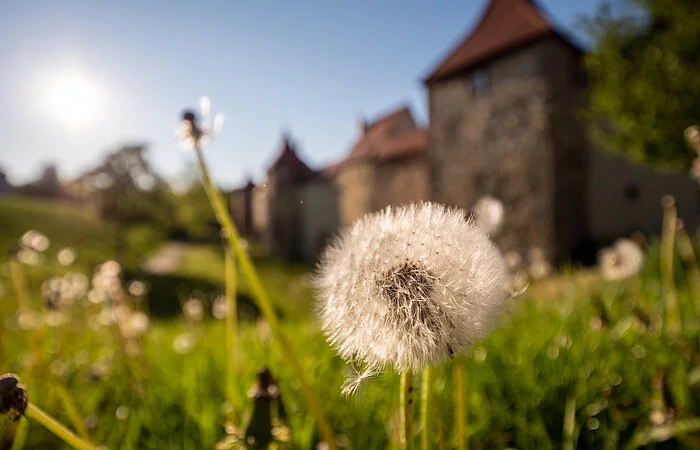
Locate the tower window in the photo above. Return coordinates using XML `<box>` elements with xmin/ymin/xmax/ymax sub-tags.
<box><xmin>470</xmin><ymin>70</ymin><xmax>490</xmax><ymax>96</ymax></box>
<box><xmin>623</xmin><ymin>183</ymin><xmax>640</xmax><ymax>203</ymax></box>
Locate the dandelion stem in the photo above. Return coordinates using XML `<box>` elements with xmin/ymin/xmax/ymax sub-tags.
<box><xmin>193</xmin><ymin>143</ymin><xmax>336</xmax><ymax>449</ymax></box>
<box><xmin>224</xmin><ymin>245</ymin><xmax>238</xmax><ymax>422</ymax></box>
<box><xmin>420</xmin><ymin>368</ymin><xmax>431</xmax><ymax>450</ymax></box>
<box><xmin>10</xmin><ymin>416</ymin><xmax>29</xmax><ymax>450</ymax></box>
<box><xmin>24</xmin><ymin>403</ymin><xmax>95</xmax><ymax>450</ymax></box>
<box><xmin>675</xmin><ymin>224</ymin><xmax>700</xmax><ymax>326</ymax></box>
<box><xmin>661</xmin><ymin>200</ymin><xmax>681</xmax><ymax>335</ymax></box>
<box><xmin>562</xmin><ymin>395</ymin><xmax>576</xmax><ymax>450</ymax></box>
<box><xmin>55</xmin><ymin>384</ymin><xmax>91</xmax><ymax>441</ymax></box>
<box><xmin>400</xmin><ymin>371</ymin><xmax>414</xmax><ymax>450</ymax></box>
<box><xmin>454</xmin><ymin>362</ymin><xmax>467</xmax><ymax>450</ymax></box>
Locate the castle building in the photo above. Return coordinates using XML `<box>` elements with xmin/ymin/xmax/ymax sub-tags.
<box><xmin>233</xmin><ymin>0</ymin><xmax>700</xmax><ymax>263</ymax></box>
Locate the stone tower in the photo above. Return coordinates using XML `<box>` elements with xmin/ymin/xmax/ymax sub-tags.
<box><xmin>265</xmin><ymin>134</ymin><xmax>315</xmax><ymax>260</ymax></box>
<box><xmin>425</xmin><ymin>0</ymin><xmax>589</xmax><ymax>263</ymax></box>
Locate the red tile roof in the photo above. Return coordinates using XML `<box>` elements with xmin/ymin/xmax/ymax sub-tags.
<box><xmin>347</xmin><ymin>106</ymin><xmax>427</xmax><ymax>162</ymax></box>
<box><xmin>268</xmin><ymin>135</ymin><xmax>314</xmax><ymax>179</ymax></box>
<box><xmin>425</xmin><ymin>0</ymin><xmax>579</xmax><ymax>85</ymax></box>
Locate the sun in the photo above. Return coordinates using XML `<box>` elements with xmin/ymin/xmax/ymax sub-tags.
<box><xmin>41</xmin><ymin>69</ymin><xmax>101</xmax><ymax>129</ymax></box>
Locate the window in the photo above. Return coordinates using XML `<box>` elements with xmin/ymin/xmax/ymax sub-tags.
<box><xmin>470</xmin><ymin>70</ymin><xmax>490</xmax><ymax>96</ymax></box>
<box><xmin>623</xmin><ymin>183</ymin><xmax>640</xmax><ymax>203</ymax></box>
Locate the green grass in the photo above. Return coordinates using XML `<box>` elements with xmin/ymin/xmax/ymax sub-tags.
<box><xmin>1</xmin><ymin>196</ymin><xmax>700</xmax><ymax>449</ymax></box>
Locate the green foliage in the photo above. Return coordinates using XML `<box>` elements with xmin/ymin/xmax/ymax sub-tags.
<box><xmin>583</xmin><ymin>0</ymin><xmax>700</xmax><ymax>168</ymax></box>
<box><xmin>2</xmin><ymin>198</ymin><xmax>700</xmax><ymax>448</ymax></box>
<box><xmin>172</xmin><ymin>182</ymin><xmax>218</xmax><ymax>240</ymax></box>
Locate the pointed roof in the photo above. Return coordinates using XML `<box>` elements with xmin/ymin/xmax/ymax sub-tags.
<box><xmin>425</xmin><ymin>0</ymin><xmax>580</xmax><ymax>85</ymax></box>
<box><xmin>267</xmin><ymin>134</ymin><xmax>314</xmax><ymax>179</ymax></box>
<box><xmin>347</xmin><ymin>106</ymin><xmax>427</xmax><ymax>161</ymax></box>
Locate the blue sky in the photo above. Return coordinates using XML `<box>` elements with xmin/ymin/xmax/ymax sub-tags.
<box><xmin>0</xmin><ymin>0</ymin><xmax>604</xmax><ymax>189</ymax></box>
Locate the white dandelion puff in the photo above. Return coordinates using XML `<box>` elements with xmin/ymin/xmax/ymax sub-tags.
<box><xmin>183</xmin><ymin>297</ymin><xmax>204</xmax><ymax>322</ymax></box>
<box><xmin>314</xmin><ymin>202</ymin><xmax>508</xmax><ymax>373</ymax></box>
<box><xmin>472</xmin><ymin>196</ymin><xmax>504</xmax><ymax>237</ymax></box>
<box><xmin>57</xmin><ymin>247</ymin><xmax>76</xmax><ymax>266</ymax></box>
<box><xmin>212</xmin><ymin>295</ymin><xmax>229</xmax><ymax>320</ymax></box>
<box><xmin>598</xmin><ymin>238</ymin><xmax>644</xmax><ymax>281</ymax></box>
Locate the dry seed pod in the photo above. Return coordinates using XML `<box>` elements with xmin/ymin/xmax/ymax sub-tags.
<box><xmin>0</xmin><ymin>373</ymin><xmax>28</xmax><ymax>421</ymax></box>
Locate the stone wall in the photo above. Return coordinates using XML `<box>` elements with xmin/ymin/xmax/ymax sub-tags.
<box><xmin>299</xmin><ymin>179</ymin><xmax>339</xmax><ymax>260</ymax></box>
<box><xmin>541</xmin><ymin>39</ymin><xmax>591</xmax><ymax>262</ymax></box>
<box><xmin>589</xmin><ymin>150</ymin><xmax>700</xmax><ymax>239</ymax></box>
<box><xmin>373</xmin><ymin>155</ymin><xmax>430</xmax><ymax>210</ymax></box>
<box><xmin>428</xmin><ymin>40</ymin><xmax>557</xmax><ymax>260</ymax></box>
<box><xmin>335</xmin><ymin>160</ymin><xmax>375</xmax><ymax>227</ymax></box>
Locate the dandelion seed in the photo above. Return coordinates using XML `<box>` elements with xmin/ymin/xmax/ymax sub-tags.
<box><xmin>178</xmin><ymin>97</ymin><xmax>223</xmax><ymax>150</ymax></box>
<box><xmin>472</xmin><ymin>196</ymin><xmax>504</xmax><ymax>237</ymax></box>
<box><xmin>340</xmin><ymin>364</ymin><xmax>379</xmax><ymax>397</ymax></box>
<box><xmin>314</xmin><ymin>203</ymin><xmax>507</xmax><ymax>372</ymax></box>
<box><xmin>57</xmin><ymin>247</ymin><xmax>76</xmax><ymax>266</ymax></box>
<box><xmin>598</xmin><ymin>238</ymin><xmax>644</xmax><ymax>281</ymax></box>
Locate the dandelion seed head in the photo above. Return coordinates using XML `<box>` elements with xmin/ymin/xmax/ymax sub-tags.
<box><xmin>314</xmin><ymin>202</ymin><xmax>508</xmax><ymax>372</ymax></box>
<box><xmin>598</xmin><ymin>238</ymin><xmax>644</xmax><ymax>281</ymax></box>
<box><xmin>472</xmin><ymin>196</ymin><xmax>504</xmax><ymax>237</ymax></box>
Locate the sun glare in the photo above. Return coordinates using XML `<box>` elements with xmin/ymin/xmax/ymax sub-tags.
<box><xmin>41</xmin><ymin>69</ymin><xmax>101</xmax><ymax>129</ymax></box>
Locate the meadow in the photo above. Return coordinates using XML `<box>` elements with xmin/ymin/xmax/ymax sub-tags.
<box><xmin>1</xmin><ymin>194</ymin><xmax>700</xmax><ymax>449</ymax></box>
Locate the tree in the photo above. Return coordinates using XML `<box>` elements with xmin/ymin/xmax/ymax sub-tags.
<box><xmin>82</xmin><ymin>144</ymin><xmax>174</xmax><ymax>261</ymax></box>
<box><xmin>582</xmin><ymin>0</ymin><xmax>700</xmax><ymax>169</ymax></box>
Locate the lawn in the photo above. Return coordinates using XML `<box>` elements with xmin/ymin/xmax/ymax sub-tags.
<box><xmin>1</xmin><ymin>196</ymin><xmax>699</xmax><ymax>449</ymax></box>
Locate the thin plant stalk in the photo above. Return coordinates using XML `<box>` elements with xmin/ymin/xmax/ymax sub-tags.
<box><xmin>420</xmin><ymin>368</ymin><xmax>431</xmax><ymax>450</ymax></box>
<box><xmin>9</xmin><ymin>259</ymin><xmax>29</xmax><ymax>311</ymax></box>
<box><xmin>55</xmin><ymin>384</ymin><xmax>91</xmax><ymax>441</ymax></box>
<box><xmin>400</xmin><ymin>371</ymin><xmax>414</xmax><ymax>450</ymax></box>
<box><xmin>10</xmin><ymin>416</ymin><xmax>29</xmax><ymax>450</ymax></box>
<box><xmin>661</xmin><ymin>199</ymin><xmax>681</xmax><ymax>335</ymax></box>
<box><xmin>454</xmin><ymin>362</ymin><xmax>466</xmax><ymax>450</ymax></box>
<box><xmin>434</xmin><ymin>394</ymin><xmax>445</xmax><ymax>450</ymax></box>
<box><xmin>675</xmin><ymin>223</ymin><xmax>700</xmax><ymax>324</ymax></box>
<box><xmin>193</xmin><ymin>143</ymin><xmax>336</xmax><ymax>449</ymax></box>
<box><xmin>562</xmin><ymin>395</ymin><xmax>576</xmax><ymax>450</ymax></box>
<box><xmin>224</xmin><ymin>245</ymin><xmax>238</xmax><ymax>422</ymax></box>
<box><xmin>24</xmin><ymin>403</ymin><xmax>95</xmax><ymax>450</ymax></box>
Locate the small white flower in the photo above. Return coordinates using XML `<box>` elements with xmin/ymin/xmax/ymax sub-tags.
<box><xmin>21</xmin><ymin>230</ymin><xmax>50</xmax><ymax>252</ymax></box>
<box><xmin>598</xmin><ymin>238</ymin><xmax>644</xmax><ymax>281</ymax></box>
<box><xmin>57</xmin><ymin>247</ymin><xmax>76</xmax><ymax>266</ymax></box>
<box><xmin>314</xmin><ymin>202</ymin><xmax>508</xmax><ymax>373</ymax></box>
<box><xmin>472</xmin><ymin>196</ymin><xmax>504</xmax><ymax>237</ymax></box>
<box><xmin>127</xmin><ymin>280</ymin><xmax>147</xmax><ymax>297</ymax></box>
<box><xmin>121</xmin><ymin>311</ymin><xmax>150</xmax><ymax>338</ymax></box>
<box><xmin>183</xmin><ymin>297</ymin><xmax>204</xmax><ymax>322</ymax></box>
<box><xmin>212</xmin><ymin>295</ymin><xmax>229</xmax><ymax>320</ymax></box>
<box><xmin>528</xmin><ymin>248</ymin><xmax>552</xmax><ymax>281</ymax></box>
<box><xmin>173</xmin><ymin>332</ymin><xmax>196</xmax><ymax>354</ymax></box>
